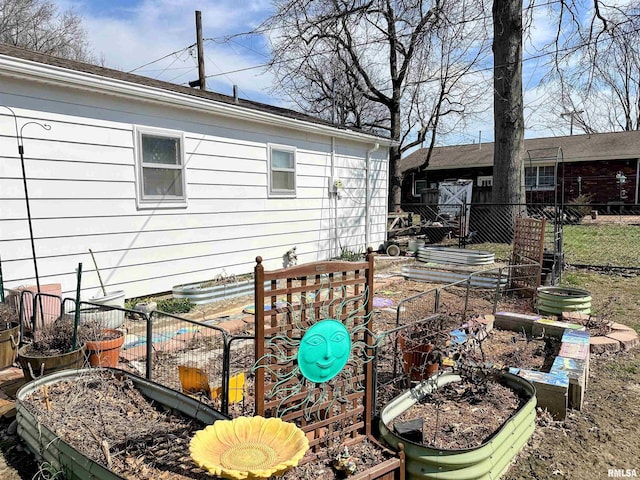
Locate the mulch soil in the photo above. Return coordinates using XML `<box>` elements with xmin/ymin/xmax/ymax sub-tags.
<box><xmin>21</xmin><ymin>370</ymin><xmax>213</xmax><ymax>480</ymax></box>
<box><xmin>393</xmin><ymin>374</ymin><xmax>528</xmax><ymax>449</ymax></box>
<box><xmin>475</xmin><ymin>329</ymin><xmax>561</xmax><ymax>371</ymax></box>
<box><xmin>20</xmin><ymin>370</ymin><xmax>395</xmax><ymax>480</ymax></box>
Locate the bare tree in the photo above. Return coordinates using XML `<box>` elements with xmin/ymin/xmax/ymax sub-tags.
<box><xmin>0</xmin><ymin>0</ymin><xmax>94</xmax><ymax>62</ymax></box>
<box><xmin>543</xmin><ymin>7</ymin><xmax>640</xmax><ymax>133</ymax></box>
<box><xmin>264</xmin><ymin>0</ymin><xmax>491</xmax><ymax>210</ymax></box>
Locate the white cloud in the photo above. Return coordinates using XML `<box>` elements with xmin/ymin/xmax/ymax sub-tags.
<box><xmin>52</xmin><ymin>0</ymin><xmax>275</xmax><ymax>102</ymax></box>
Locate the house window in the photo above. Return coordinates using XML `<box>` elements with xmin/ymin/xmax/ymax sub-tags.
<box><xmin>269</xmin><ymin>145</ymin><xmax>296</xmax><ymax>197</ymax></box>
<box><xmin>413</xmin><ymin>179</ymin><xmax>427</xmax><ymax>196</ymax></box>
<box><xmin>525</xmin><ymin>165</ymin><xmax>556</xmax><ymax>190</ymax></box>
<box><xmin>477</xmin><ymin>175</ymin><xmax>493</xmax><ymax>187</ymax></box>
<box><xmin>136</xmin><ymin>127</ymin><xmax>186</xmax><ymax>207</ymax></box>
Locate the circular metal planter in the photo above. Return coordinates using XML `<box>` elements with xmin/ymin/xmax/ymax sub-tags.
<box><xmin>536</xmin><ymin>286</ymin><xmax>592</xmax><ymax>315</ymax></box>
<box><xmin>16</xmin><ymin>368</ymin><xmax>227</xmax><ymax>480</ymax></box>
<box><xmin>379</xmin><ymin>372</ymin><xmax>536</xmax><ymax>480</ymax></box>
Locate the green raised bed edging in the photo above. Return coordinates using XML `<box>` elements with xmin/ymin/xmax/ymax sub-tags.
<box><xmin>16</xmin><ymin>368</ymin><xmax>227</xmax><ymax>480</ymax></box>
<box><xmin>536</xmin><ymin>286</ymin><xmax>592</xmax><ymax>315</ymax></box>
<box><xmin>379</xmin><ymin>372</ymin><xmax>537</xmax><ymax>480</ymax></box>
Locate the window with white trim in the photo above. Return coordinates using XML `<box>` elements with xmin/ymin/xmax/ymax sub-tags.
<box><xmin>477</xmin><ymin>175</ymin><xmax>493</xmax><ymax>187</ymax></box>
<box><xmin>269</xmin><ymin>145</ymin><xmax>296</xmax><ymax>197</ymax></box>
<box><xmin>135</xmin><ymin>127</ymin><xmax>186</xmax><ymax>207</ymax></box>
<box><xmin>525</xmin><ymin>165</ymin><xmax>556</xmax><ymax>190</ymax></box>
<box><xmin>413</xmin><ymin>179</ymin><xmax>427</xmax><ymax>196</ymax></box>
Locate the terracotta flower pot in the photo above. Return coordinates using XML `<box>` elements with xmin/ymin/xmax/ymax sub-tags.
<box><xmin>84</xmin><ymin>329</ymin><xmax>125</xmax><ymax>368</ymax></box>
<box><xmin>398</xmin><ymin>333</ymin><xmax>437</xmax><ymax>381</ymax></box>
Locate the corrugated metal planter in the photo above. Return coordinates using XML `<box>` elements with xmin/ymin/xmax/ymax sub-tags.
<box><xmin>417</xmin><ymin>247</ymin><xmax>495</xmax><ymax>266</ymax></box>
<box><xmin>173</xmin><ymin>279</ymin><xmax>269</xmax><ymax>305</ymax></box>
<box><xmin>402</xmin><ymin>265</ymin><xmax>507</xmax><ymax>289</ymax></box>
<box><xmin>536</xmin><ymin>286</ymin><xmax>592</xmax><ymax>315</ymax></box>
<box><xmin>16</xmin><ymin>368</ymin><xmax>227</xmax><ymax>480</ymax></box>
<box><xmin>379</xmin><ymin>372</ymin><xmax>536</xmax><ymax>480</ymax></box>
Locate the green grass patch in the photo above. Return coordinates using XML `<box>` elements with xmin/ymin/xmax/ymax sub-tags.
<box><xmin>563</xmin><ymin>224</ymin><xmax>640</xmax><ymax>267</ymax></box>
<box><xmin>561</xmin><ymin>269</ymin><xmax>640</xmax><ymax>330</ymax></box>
<box><xmin>603</xmin><ymin>357</ymin><xmax>640</xmax><ymax>381</ymax></box>
<box><xmin>469</xmin><ymin>243</ymin><xmax>513</xmax><ymax>262</ymax></box>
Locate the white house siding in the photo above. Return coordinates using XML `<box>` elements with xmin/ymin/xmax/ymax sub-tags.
<box><xmin>0</xmin><ymin>70</ymin><xmax>388</xmax><ymax>299</ymax></box>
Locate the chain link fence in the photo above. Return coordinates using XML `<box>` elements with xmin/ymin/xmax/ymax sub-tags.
<box><xmin>398</xmin><ymin>202</ymin><xmax>640</xmax><ymax>270</ymax></box>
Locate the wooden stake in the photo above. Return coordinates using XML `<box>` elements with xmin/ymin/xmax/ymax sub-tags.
<box><xmin>42</xmin><ymin>385</ymin><xmax>51</xmax><ymax>411</ymax></box>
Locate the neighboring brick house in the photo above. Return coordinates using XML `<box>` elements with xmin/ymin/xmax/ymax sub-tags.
<box><xmin>401</xmin><ymin>131</ymin><xmax>640</xmax><ymax>206</ymax></box>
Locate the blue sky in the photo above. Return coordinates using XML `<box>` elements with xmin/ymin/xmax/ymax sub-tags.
<box><xmin>56</xmin><ymin>0</ymin><xmax>276</xmax><ymax>102</ymax></box>
<box><xmin>52</xmin><ymin>0</ymin><xmax>572</xmax><ymax>145</ymax></box>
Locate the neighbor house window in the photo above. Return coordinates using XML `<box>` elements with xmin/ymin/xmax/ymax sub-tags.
<box><xmin>477</xmin><ymin>175</ymin><xmax>493</xmax><ymax>187</ymax></box>
<box><xmin>269</xmin><ymin>144</ymin><xmax>296</xmax><ymax>197</ymax></box>
<box><xmin>135</xmin><ymin>127</ymin><xmax>186</xmax><ymax>208</ymax></box>
<box><xmin>413</xmin><ymin>179</ymin><xmax>427</xmax><ymax>196</ymax></box>
<box><xmin>525</xmin><ymin>165</ymin><xmax>556</xmax><ymax>190</ymax></box>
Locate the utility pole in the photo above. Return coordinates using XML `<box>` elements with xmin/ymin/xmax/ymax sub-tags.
<box><xmin>561</xmin><ymin>110</ymin><xmax>584</xmax><ymax>136</ymax></box>
<box><xmin>190</xmin><ymin>10</ymin><xmax>206</xmax><ymax>90</ymax></box>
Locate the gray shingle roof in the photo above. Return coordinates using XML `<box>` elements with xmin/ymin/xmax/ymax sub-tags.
<box><xmin>402</xmin><ymin>130</ymin><xmax>640</xmax><ymax>173</ymax></box>
<box><xmin>0</xmin><ymin>43</ymin><xmax>389</xmax><ymax>140</ymax></box>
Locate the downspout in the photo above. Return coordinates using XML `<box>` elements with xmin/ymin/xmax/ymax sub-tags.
<box><xmin>366</xmin><ymin>143</ymin><xmax>380</xmax><ymax>249</ymax></box>
<box><xmin>331</xmin><ymin>136</ymin><xmax>338</xmax><ymax>258</ymax></box>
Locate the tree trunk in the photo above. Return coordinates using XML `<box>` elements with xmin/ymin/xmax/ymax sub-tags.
<box><xmin>388</xmin><ymin>101</ymin><xmax>402</xmax><ymax>211</ymax></box>
<box><xmin>492</xmin><ymin>0</ymin><xmax>525</xmax><ymax>206</ymax></box>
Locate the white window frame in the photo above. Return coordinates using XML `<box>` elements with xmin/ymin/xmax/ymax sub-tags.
<box><xmin>477</xmin><ymin>175</ymin><xmax>493</xmax><ymax>187</ymax></box>
<box><xmin>134</xmin><ymin>126</ymin><xmax>187</xmax><ymax>209</ymax></box>
<box><xmin>413</xmin><ymin>179</ymin><xmax>427</xmax><ymax>197</ymax></box>
<box><xmin>525</xmin><ymin>165</ymin><xmax>556</xmax><ymax>191</ymax></box>
<box><xmin>268</xmin><ymin>143</ymin><xmax>297</xmax><ymax>198</ymax></box>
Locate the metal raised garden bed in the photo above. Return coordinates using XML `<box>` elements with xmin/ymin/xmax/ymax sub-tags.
<box><xmin>379</xmin><ymin>372</ymin><xmax>536</xmax><ymax>480</ymax></box>
<box><xmin>16</xmin><ymin>368</ymin><xmax>227</xmax><ymax>480</ymax></box>
<box><xmin>417</xmin><ymin>247</ymin><xmax>495</xmax><ymax>266</ymax></box>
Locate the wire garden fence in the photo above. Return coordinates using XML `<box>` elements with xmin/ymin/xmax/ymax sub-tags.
<box><xmin>372</xmin><ymin>264</ymin><xmax>538</xmax><ymax>415</ymax></box>
<box><xmin>11</xmin><ymin>257</ymin><xmax>539</xmax><ymax>420</ymax></box>
<box><xmin>10</xmin><ymin>291</ymin><xmax>254</xmax><ymax>418</ymax></box>
<box><xmin>399</xmin><ymin>202</ymin><xmax>640</xmax><ymax>269</ymax></box>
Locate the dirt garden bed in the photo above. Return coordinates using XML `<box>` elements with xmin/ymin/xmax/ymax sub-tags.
<box><xmin>476</xmin><ymin>329</ymin><xmax>561</xmax><ymax>371</ymax></box>
<box><xmin>19</xmin><ymin>369</ymin><xmax>396</xmax><ymax>480</ymax></box>
<box><xmin>392</xmin><ymin>371</ymin><xmax>528</xmax><ymax>449</ymax></box>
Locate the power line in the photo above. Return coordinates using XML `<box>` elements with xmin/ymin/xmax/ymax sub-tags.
<box><xmin>128</xmin><ymin>43</ymin><xmax>196</xmax><ymax>73</ymax></box>
<box><xmin>127</xmin><ymin>0</ymin><xmax>560</xmax><ymax>81</ymax></box>
<box><xmin>127</xmin><ymin>1</ymin><xmax>638</xmax><ymax>95</ymax></box>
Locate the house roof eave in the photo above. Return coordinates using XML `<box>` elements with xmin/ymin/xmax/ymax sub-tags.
<box><xmin>0</xmin><ymin>49</ymin><xmax>393</xmax><ymax>147</ymax></box>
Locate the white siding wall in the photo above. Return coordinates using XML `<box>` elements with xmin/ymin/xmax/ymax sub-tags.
<box><xmin>0</xmin><ymin>76</ymin><xmax>388</xmax><ymax>299</ymax></box>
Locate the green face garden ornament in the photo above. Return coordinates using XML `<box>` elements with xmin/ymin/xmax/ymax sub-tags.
<box><xmin>298</xmin><ymin>319</ymin><xmax>351</xmax><ymax>383</ymax></box>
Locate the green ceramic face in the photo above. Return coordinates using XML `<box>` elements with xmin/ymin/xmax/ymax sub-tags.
<box><xmin>298</xmin><ymin>319</ymin><xmax>351</xmax><ymax>383</ymax></box>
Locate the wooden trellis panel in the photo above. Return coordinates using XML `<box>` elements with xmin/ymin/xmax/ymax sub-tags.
<box><xmin>510</xmin><ymin>217</ymin><xmax>546</xmax><ymax>294</ymax></box>
<box><xmin>254</xmin><ymin>253</ymin><xmax>375</xmax><ymax>458</ymax></box>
